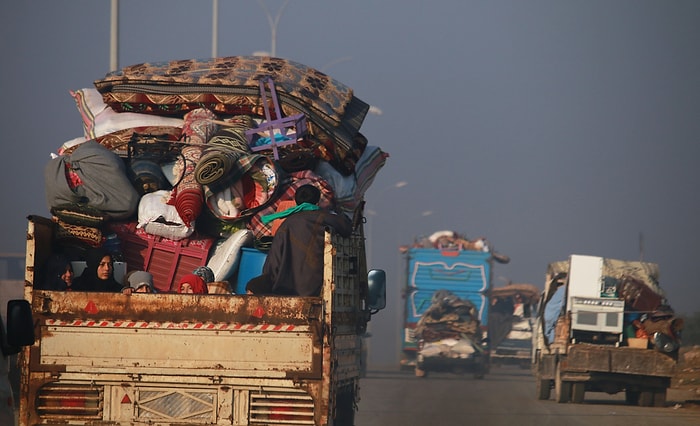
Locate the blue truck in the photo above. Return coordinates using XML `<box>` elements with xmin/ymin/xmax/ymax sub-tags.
<box><xmin>400</xmin><ymin>240</ymin><xmax>501</xmax><ymax>378</ymax></box>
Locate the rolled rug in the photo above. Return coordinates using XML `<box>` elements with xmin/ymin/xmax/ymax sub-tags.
<box><xmin>167</xmin><ymin>144</ymin><xmax>204</xmax><ymax>227</ymax></box>
<box><xmin>195</xmin><ymin>116</ymin><xmax>254</xmax><ymax>187</ymax></box>
<box><xmin>194</xmin><ymin>146</ymin><xmax>243</xmax><ymax>188</ymax></box>
<box><xmin>167</xmin><ymin>108</ymin><xmax>219</xmax><ymax>226</ymax></box>
<box><xmin>181</xmin><ymin>108</ymin><xmax>218</xmax><ymax>144</ymax></box>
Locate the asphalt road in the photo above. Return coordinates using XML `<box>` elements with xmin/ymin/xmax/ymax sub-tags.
<box><xmin>355</xmin><ymin>365</ymin><xmax>700</xmax><ymax>426</ymax></box>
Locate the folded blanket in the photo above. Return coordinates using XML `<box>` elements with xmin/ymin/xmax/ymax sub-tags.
<box><xmin>204</xmin><ymin>156</ymin><xmax>278</xmax><ymax>221</ymax></box>
<box><xmin>94</xmin><ymin>56</ymin><xmax>371</xmax><ymax>175</ymax></box>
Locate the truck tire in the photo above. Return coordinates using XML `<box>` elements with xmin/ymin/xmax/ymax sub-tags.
<box><xmin>536</xmin><ymin>378</ymin><xmax>551</xmax><ymax>400</ymax></box>
<box><xmin>452</xmin><ymin>366</ymin><xmax>467</xmax><ymax>375</ymax></box>
<box><xmin>554</xmin><ymin>364</ymin><xmax>571</xmax><ymax>403</ymax></box>
<box><xmin>625</xmin><ymin>390</ymin><xmax>640</xmax><ymax>405</ymax></box>
<box><xmin>653</xmin><ymin>388</ymin><xmax>667</xmax><ymax>407</ymax></box>
<box><xmin>571</xmin><ymin>382</ymin><xmax>585</xmax><ymax>404</ymax></box>
<box><xmin>334</xmin><ymin>387</ymin><xmax>356</xmax><ymax>426</ymax></box>
<box><xmin>638</xmin><ymin>390</ymin><xmax>654</xmax><ymax>407</ymax></box>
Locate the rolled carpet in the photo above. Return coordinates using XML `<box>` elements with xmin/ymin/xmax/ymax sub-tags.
<box><xmin>168</xmin><ymin>144</ymin><xmax>204</xmax><ymax>227</ymax></box>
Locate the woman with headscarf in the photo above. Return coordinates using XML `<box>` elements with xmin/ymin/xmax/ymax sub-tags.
<box><xmin>41</xmin><ymin>253</ymin><xmax>74</xmax><ymax>291</ymax></box>
<box><xmin>72</xmin><ymin>248</ymin><xmax>124</xmax><ymax>293</ymax></box>
<box><xmin>177</xmin><ymin>273</ymin><xmax>208</xmax><ymax>294</ymax></box>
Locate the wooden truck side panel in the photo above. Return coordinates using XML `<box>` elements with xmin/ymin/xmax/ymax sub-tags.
<box><xmin>563</xmin><ymin>344</ymin><xmax>676</xmax><ymax>378</ymax></box>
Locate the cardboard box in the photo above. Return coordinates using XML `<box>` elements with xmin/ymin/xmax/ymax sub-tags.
<box><xmin>627</xmin><ymin>337</ymin><xmax>649</xmax><ymax>349</ymax></box>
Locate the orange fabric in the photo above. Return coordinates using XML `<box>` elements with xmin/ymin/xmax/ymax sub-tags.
<box><xmin>270</xmin><ymin>200</ymin><xmax>297</xmax><ymax>236</ymax></box>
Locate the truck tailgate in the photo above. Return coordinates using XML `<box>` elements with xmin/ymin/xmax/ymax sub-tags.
<box><xmin>564</xmin><ymin>344</ymin><xmax>676</xmax><ymax>377</ymax></box>
<box><xmin>31</xmin><ymin>291</ymin><xmax>322</xmax><ymax>377</ymax></box>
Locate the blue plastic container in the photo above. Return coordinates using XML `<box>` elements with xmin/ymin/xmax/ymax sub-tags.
<box><xmin>236</xmin><ymin>247</ymin><xmax>267</xmax><ymax>294</ymax></box>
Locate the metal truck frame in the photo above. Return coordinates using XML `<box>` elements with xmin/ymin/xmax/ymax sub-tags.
<box><xmin>6</xmin><ymin>215</ymin><xmax>386</xmax><ymax>425</ymax></box>
<box><xmin>488</xmin><ymin>283</ymin><xmax>539</xmax><ymax>369</ymax></box>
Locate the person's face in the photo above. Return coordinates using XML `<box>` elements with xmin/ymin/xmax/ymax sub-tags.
<box><xmin>180</xmin><ymin>283</ymin><xmax>193</xmax><ymax>294</ymax></box>
<box><xmin>97</xmin><ymin>256</ymin><xmax>113</xmax><ymax>280</ymax></box>
<box><xmin>62</xmin><ymin>265</ymin><xmax>74</xmax><ymax>284</ymax></box>
<box><xmin>135</xmin><ymin>285</ymin><xmax>151</xmax><ymax>293</ymax></box>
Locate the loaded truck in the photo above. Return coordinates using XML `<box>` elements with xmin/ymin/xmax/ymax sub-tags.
<box><xmin>5</xmin><ymin>216</ymin><xmax>385</xmax><ymax>426</ymax></box>
<box><xmin>3</xmin><ymin>55</ymin><xmax>389</xmax><ymax>426</ymax></box>
<box><xmin>488</xmin><ymin>283</ymin><xmax>539</xmax><ymax>369</ymax></box>
<box><xmin>532</xmin><ymin>254</ymin><xmax>682</xmax><ymax>406</ymax></box>
<box><xmin>399</xmin><ymin>231</ymin><xmax>509</xmax><ymax>378</ymax></box>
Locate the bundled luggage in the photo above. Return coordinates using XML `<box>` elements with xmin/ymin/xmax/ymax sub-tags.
<box><xmin>44</xmin><ymin>56</ymin><xmax>388</xmax><ymax>292</ymax></box>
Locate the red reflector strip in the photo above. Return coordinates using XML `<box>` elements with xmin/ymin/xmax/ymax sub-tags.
<box><xmin>45</xmin><ymin>319</ymin><xmax>298</xmax><ymax>331</ymax></box>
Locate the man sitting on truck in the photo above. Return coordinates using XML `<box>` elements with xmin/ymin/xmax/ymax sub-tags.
<box><xmin>246</xmin><ymin>184</ymin><xmax>353</xmax><ymax>296</ymax></box>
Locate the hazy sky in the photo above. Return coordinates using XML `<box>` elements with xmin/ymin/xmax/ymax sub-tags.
<box><xmin>2</xmin><ymin>1</ymin><xmax>699</xmax><ymax>367</ymax></box>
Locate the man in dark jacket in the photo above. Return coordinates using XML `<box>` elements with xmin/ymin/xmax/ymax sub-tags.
<box><xmin>246</xmin><ymin>184</ymin><xmax>353</xmax><ymax>296</ymax></box>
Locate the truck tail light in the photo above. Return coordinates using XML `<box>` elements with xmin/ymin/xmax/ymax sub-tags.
<box><xmin>37</xmin><ymin>384</ymin><xmax>103</xmax><ymax>419</ymax></box>
<box><xmin>250</xmin><ymin>388</ymin><xmax>314</xmax><ymax>424</ymax></box>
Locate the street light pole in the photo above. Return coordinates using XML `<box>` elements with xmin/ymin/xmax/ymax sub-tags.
<box><xmin>212</xmin><ymin>0</ymin><xmax>219</xmax><ymax>57</ymax></box>
<box><xmin>257</xmin><ymin>0</ymin><xmax>289</xmax><ymax>57</ymax></box>
<box><xmin>109</xmin><ymin>0</ymin><xmax>119</xmax><ymax>71</ymax></box>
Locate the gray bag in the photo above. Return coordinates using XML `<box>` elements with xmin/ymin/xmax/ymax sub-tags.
<box><xmin>44</xmin><ymin>140</ymin><xmax>140</xmax><ymax>221</ymax></box>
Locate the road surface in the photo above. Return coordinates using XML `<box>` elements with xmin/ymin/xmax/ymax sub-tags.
<box><xmin>355</xmin><ymin>365</ymin><xmax>700</xmax><ymax>426</ymax></box>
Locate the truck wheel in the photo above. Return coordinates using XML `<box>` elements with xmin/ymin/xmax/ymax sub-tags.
<box><xmin>571</xmin><ymin>383</ymin><xmax>585</xmax><ymax>404</ymax></box>
<box><xmin>334</xmin><ymin>387</ymin><xmax>356</xmax><ymax>426</ymax></box>
<box><xmin>554</xmin><ymin>364</ymin><xmax>571</xmax><ymax>403</ymax></box>
<box><xmin>638</xmin><ymin>390</ymin><xmax>654</xmax><ymax>407</ymax></box>
<box><xmin>536</xmin><ymin>378</ymin><xmax>551</xmax><ymax>400</ymax></box>
<box><xmin>452</xmin><ymin>366</ymin><xmax>467</xmax><ymax>375</ymax></box>
<box><xmin>653</xmin><ymin>388</ymin><xmax>667</xmax><ymax>407</ymax></box>
<box><xmin>625</xmin><ymin>390</ymin><xmax>640</xmax><ymax>405</ymax></box>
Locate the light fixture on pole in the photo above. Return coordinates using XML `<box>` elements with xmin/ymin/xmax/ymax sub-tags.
<box><xmin>257</xmin><ymin>0</ymin><xmax>289</xmax><ymax>57</ymax></box>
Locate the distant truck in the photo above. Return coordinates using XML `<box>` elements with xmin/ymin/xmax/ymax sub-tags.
<box><xmin>532</xmin><ymin>254</ymin><xmax>682</xmax><ymax>406</ymax></box>
<box><xmin>488</xmin><ymin>283</ymin><xmax>539</xmax><ymax>369</ymax></box>
<box><xmin>4</xmin><ymin>215</ymin><xmax>386</xmax><ymax>426</ymax></box>
<box><xmin>399</xmin><ymin>232</ymin><xmax>508</xmax><ymax>378</ymax></box>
